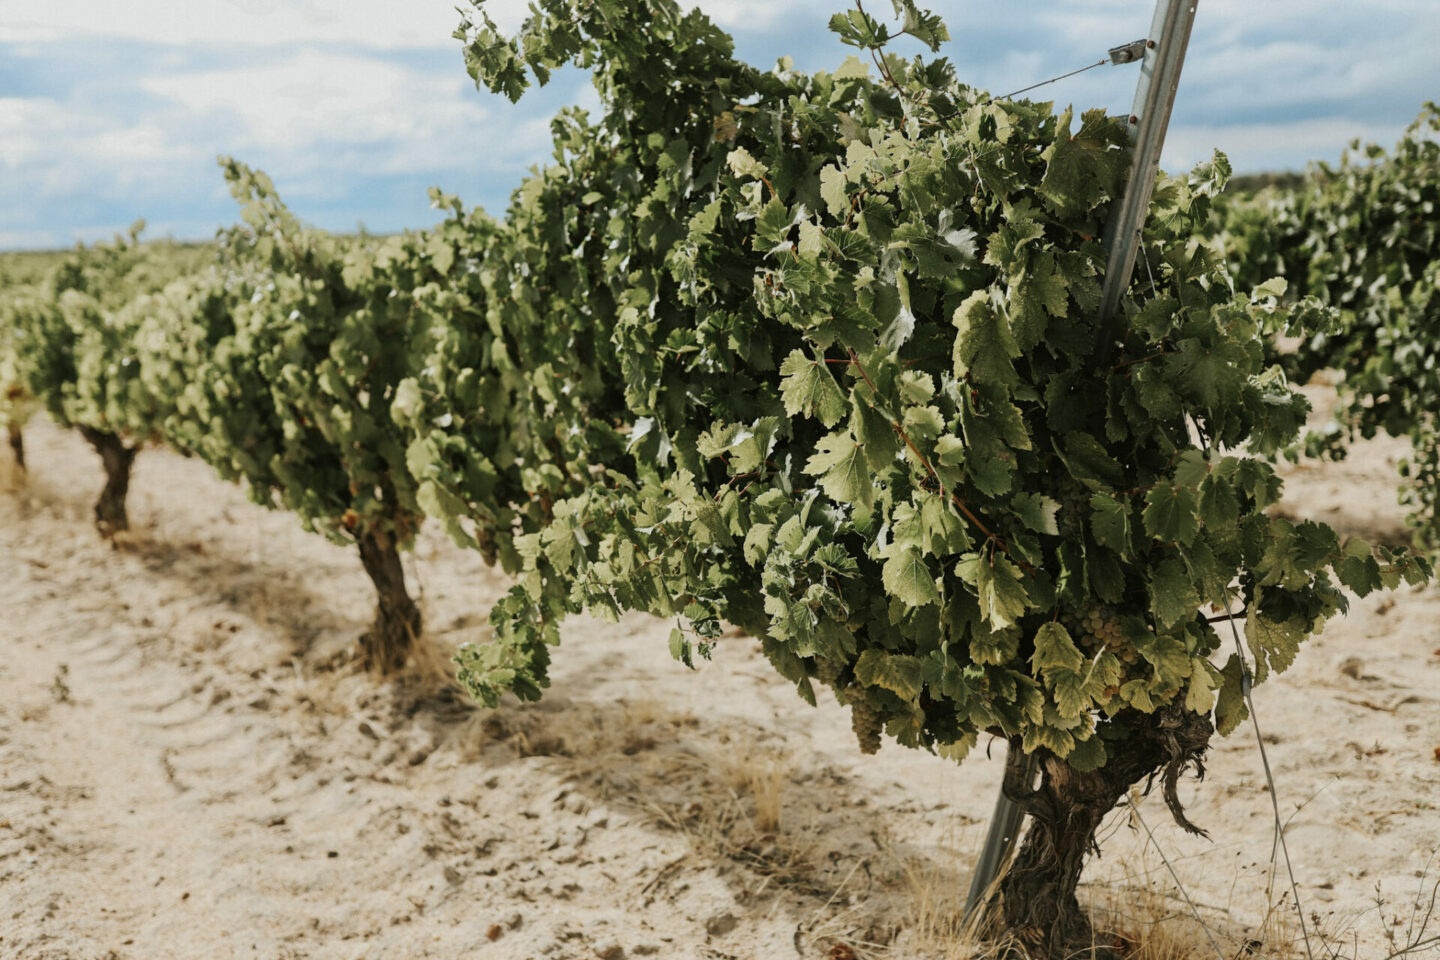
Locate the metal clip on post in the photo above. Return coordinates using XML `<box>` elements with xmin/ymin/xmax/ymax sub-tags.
<box><xmin>1108</xmin><ymin>38</ymin><xmax>1149</xmax><ymax>64</ymax></box>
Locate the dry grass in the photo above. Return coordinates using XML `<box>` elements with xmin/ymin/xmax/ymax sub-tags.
<box><xmin>283</xmin><ymin>653</ymin><xmax>353</xmax><ymax>716</ymax></box>
<box><xmin>888</xmin><ymin>854</ymin><xmax>996</xmax><ymax>960</ymax></box>
<box><xmin>710</xmin><ymin>739</ymin><xmax>787</xmax><ymax>834</ymax></box>
<box><xmin>406</xmin><ymin>621</ymin><xmax>470</xmax><ymax>694</ymax></box>
<box><xmin>805</xmin><ymin>828</ymin><xmax>1313</xmax><ymax>960</ymax></box>
<box><xmin>1087</xmin><ymin>844</ymin><xmax>1440</xmax><ymax>960</ymax></box>
<box><xmin>628</xmin><ymin>734</ymin><xmax>820</xmax><ymax>889</ymax></box>
<box><xmin>1097</xmin><ymin>882</ymin><xmax>1255</xmax><ymax>960</ymax></box>
<box><xmin>458</xmin><ymin>690</ymin><xmax>843</xmax><ymax>900</ymax></box>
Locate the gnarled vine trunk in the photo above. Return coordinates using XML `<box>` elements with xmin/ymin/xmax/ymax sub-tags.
<box><xmin>78</xmin><ymin>426</ymin><xmax>138</xmax><ymax>539</ymax></box>
<box><xmin>7</xmin><ymin>422</ymin><xmax>23</xmax><ymax>472</ymax></box>
<box><xmin>356</xmin><ymin>528</ymin><xmax>421</xmax><ymax>673</ymax></box>
<box><xmin>986</xmin><ymin>706</ymin><xmax>1213</xmax><ymax>958</ymax></box>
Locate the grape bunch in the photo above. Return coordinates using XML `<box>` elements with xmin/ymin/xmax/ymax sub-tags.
<box><xmin>846</xmin><ymin>686</ymin><xmax>883</xmax><ymax>755</ymax></box>
<box><xmin>1056</xmin><ymin>478</ymin><xmax>1091</xmax><ymax>539</ymax></box>
<box><xmin>1064</xmin><ymin>602</ymin><xmax>1140</xmax><ymax>664</ymax></box>
<box><xmin>814</xmin><ymin>656</ymin><xmax>844</xmax><ymax>688</ymax></box>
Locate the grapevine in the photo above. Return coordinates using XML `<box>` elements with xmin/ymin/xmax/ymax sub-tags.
<box><xmin>447</xmin><ymin>2</ymin><xmax>1427</xmax><ymax>951</ymax></box>
<box><xmin>1</xmin><ymin>225</ymin><xmax>211</xmax><ymax>534</ymax></box>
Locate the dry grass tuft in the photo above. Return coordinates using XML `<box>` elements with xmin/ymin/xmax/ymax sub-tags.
<box><xmin>624</xmin><ymin>733</ymin><xmax>818</xmax><ymax>887</ymax></box>
<box><xmin>889</xmin><ymin>855</ymin><xmax>997</xmax><ymax>960</ymax></box>
<box><xmin>405</xmin><ymin>624</ymin><xmax>470</xmax><ymax>696</ymax></box>
<box><xmin>709</xmin><ymin>739</ymin><xmax>787</xmax><ymax>834</ymax></box>
<box><xmin>1085</xmin><ymin>843</ymin><xmax>1312</xmax><ymax>960</ymax></box>
<box><xmin>1096</xmin><ymin>882</ymin><xmax>1246</xmax><ymax>960</ymax></box>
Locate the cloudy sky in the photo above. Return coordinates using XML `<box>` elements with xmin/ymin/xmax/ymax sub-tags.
<box><xmin>1</xmin><ymin>0</ymin><xmax>1436</xmax><ymax>250</ymax></box>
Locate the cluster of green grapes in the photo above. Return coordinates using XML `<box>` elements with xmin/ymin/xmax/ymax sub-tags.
<box><xmin>811</xmin><ymin>659</ymin><xmax>884</xmax><ymax>754</ymax></box>
<box><xmin>845</xmin><ymin>686</ymin><xmax>884</xmax><ymax>755</ymax></box>
<box><xmin>1055</xmin><ymin>478</ymin><xmax>1091</xmax><ymax>539</ymax></box>
<box><xmin>814</xmin><ymin>656</ymin><xmax>844</xmax><ymax>688</ymax></box>
<box><xmin>1063</xmin><ymin>602</ymin><xmax>1141</xmax><ymax>665</ymax></box>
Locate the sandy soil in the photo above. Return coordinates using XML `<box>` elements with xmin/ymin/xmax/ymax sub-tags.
<box><xmin>1</xmin><ymin>413</ymin><xmax>1438</xmax><ymax>960</ymax></box>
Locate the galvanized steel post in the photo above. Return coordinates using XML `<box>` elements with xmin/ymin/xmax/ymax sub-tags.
<box><xmin>1096</xmin><ymin>0</ymin><xmax>1200</xmax><ymax>349</ymax></box>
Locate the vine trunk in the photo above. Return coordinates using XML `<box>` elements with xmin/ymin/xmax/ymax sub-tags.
<box><xmin>988</xmin><ymin>707</ymin><xmax>1213</xmax><ymax>958</ymax></box>
<box><xmin>356</xmin><ymin>529</ymin><xmax>420</xmax><ymax>673</ymax></box>
<box><xmin>7</xmin><ymin>422</ymin><xmax>23</xmax><ymax>471</ymax></box>
<box><xmin>78</xmin><ymin>426</ymin><xmax>137</xmax><ymax>539</ymax></box>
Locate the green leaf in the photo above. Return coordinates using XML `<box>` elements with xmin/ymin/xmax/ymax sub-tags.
<box><xmin>902</xmin><ymin>403</ymin><xmax>944</xmax><ymax>440</ymax></box>
<box><xmin>854</xmin><ymin>648</ymin><xmax>925</xmax><ymax>699</ymax></box>
<box><xmin>1215</xmin><ymin>655</ymin><xmax>1249</xmax><ymax>735</ymax></box>
<box><xmin>820</xmin><ymin>164</ymin><xmax>849</xmax><ymax>219</ymax></box>
<box><xmin>797</xmin><ymin>220</ymin><xmax>825</xmax><ymax>258</ymax></box>
<box><xmin>851</xmin><ymin>391</ymin><xmax>902</xmax><ymax>471</ymax></box>
<box><xmin>1031</xmin><ymin>621</ymin><xmax>1083</xmax><ymax>674</ymax></box>
<box><xmin>1009</xmin><ymin>250</ymin><xmax>1067</xmax><ymax>350</ymax></box>
<box><xmin>952</xmin><ymin>291</ymin><xmax>1019</xmax><ymax>386</ymax></box>
<box><xmin>955</xmin><ymin>552</ymin><xmax>1030</xmax><ymax>630</ymax></box>
<box><xmin>883</xmin><ymin>546</ymin><xmax>941</xmax><ymax>607</ymax></box>
<box><xmin>1040</xmin><ymin>107</ymin><xmax>1128</xmax><ymax>217</ymax></box>
<box><xmin>935</xmin><ymin>434</ymin><xmax>965</xmax><ymax>465</ymax></box>
<box><xmin>1252</xmin><ymin>276</ymin><xmax>1287</xmax><ymax>300</ymax></box>
<box><xmin>1184</xmin><ymin>658</ymin><xmax>1219</xmax><ymax>714</ymax></box>
<box><xmin>1134</xmin><ymin>631</ymin><xmax>1191</xmax><ymax>686</ymax></box>
<box><xmin>898</xmin><ymin>369</ymin><xmax>935</xmax><ymax>405</ymax></box>
<box><xmin>727</xmin><ymin>146</ymin><xmax>769</xmax><ymax>180</ymax></box>
<box><xmin>919</xmin><ymin>491</ymin><xmax>971</xmax><ymax>554</ymax></box>
<box><xmin>780</xmin><ymin>349</ymin><xmax>847</xmax><ymax>427</ymax></box>
<box><xmin>743</xmin><ymin>522</ymin><xmax>773</xmax><ymax>566</ymax></box>
<box><xmin>1249</xmin><ymin>610</ymin><xmax>1307</xmax><ymax>677</ymax></box>
<box><xmin>1059</xmin><ymin>432</ymin><xmax>1126</xmax><ymax>486</ymax></box>
<box><xmin>1119</xmin><ymin>679</ymin><xmax>1155</xmax><ymax>711</ymax></box>
<box><xmin>1197</xmin><ymin>472</ymin><xmax>1240</xmax><ymax>533</ymax></box>
<box><xmin>1089</xmin><ymin>494</ymin><xmax>1132</xmax><ymax>556</ymax></box>
<box><xmin>1335</xmin><ymin>538</ymin><xmax>1383</xmax><ymax>597</ymax></box>
<box><xmin>805</xmin><ymin>435</ymin><xmax>875</xmax><ymax>510</ymax></box>
<box><xmin>1149</xmin><ymin>558</ymin><xmax>1200</xmax><ymax>629</ymax></box>
<box><xmin>828</xmin><ymin>8</ymin><xmax>887</xmax><ymax>48</ymax></box>
<box><xmin>669</xmin><ymin>627</ymin><xmax>694</xmax><ymax>668</ymax></box>
<box><xmin>889</xmin><ymin>0</ymin><xmax>949</xmax><ymax>51</ymax></box>
<box><xmin>1066</xmin><ymin>734</ymin><xmax>1107</xmax><ymax>772</ymax></box>
<box><xmin>1144</xmin><ymin>482</ymin><xmax>1200</xmax><ymax>546</ymax></box>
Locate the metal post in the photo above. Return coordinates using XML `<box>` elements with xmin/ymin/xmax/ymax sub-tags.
<box><xmin>962</xmin><ymin>0</ymin><xmax>1200</xmax><ymax>923</ymax></box>
<box><xmin>963</xmin><ymin>753</ymin><xmax>1033</xmax><ymax>917</ymax></box>
<box><xmin>1096</xmin><ymin>0</ymin><xmax>1201</xmax><ymax>349</ymax></box>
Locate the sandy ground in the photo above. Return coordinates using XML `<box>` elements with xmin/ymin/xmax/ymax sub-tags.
<box><xmin>1</xmin><ymin>412</ymin><xmax>1438</xmax><ymax>960</ymax></box>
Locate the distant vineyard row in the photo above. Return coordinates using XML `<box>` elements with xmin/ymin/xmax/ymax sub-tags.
<box><xmin>1217</xmin><ymin>102</ymin><xmax>1440</xmax><ymax>550</ymax></box>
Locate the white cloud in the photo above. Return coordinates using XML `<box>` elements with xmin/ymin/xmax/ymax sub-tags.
<box><xmin>0</xmin><ymin>96</ymin><xmax>203</xmax><ymax>195</ymax></box>
<box><xmin>140</xmin><ymin>51</ymin><xmax>486</xmax><ymax>163</ymax></box>
<box><xmin>688</xmin><ymin>0</ymin><xmax>827</xmax><ymax>30</ymax></box>
<box><xmin>0</xmin><ymin>229</ymin><xmax>65</xmax><ymax>249</ymax></box>
<box><xmin>0</xmin><ymin>0</ymin><xmax>846</xmax><ymax>49</ymax></box>
<box><xmin>126</xmin><ymin>47</ymin><xmax>573</xmax><ymax>207</ymax></box>
<box><xmin>0</xmin><ymin>0</ymin><xmax>505</xmax><ymax>49</ymax></box>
